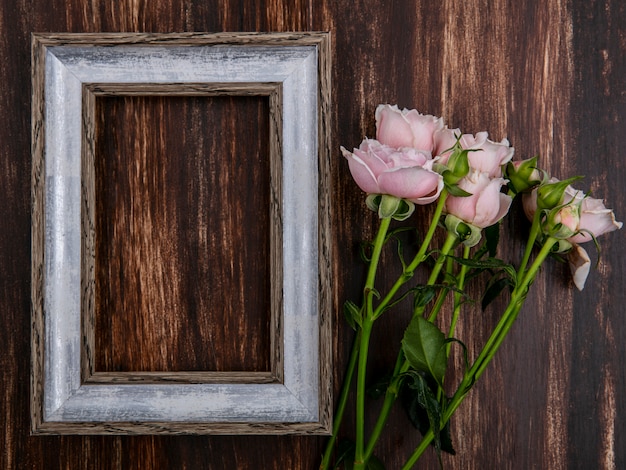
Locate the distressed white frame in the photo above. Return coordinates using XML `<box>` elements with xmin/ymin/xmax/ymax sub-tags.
<box><xmin>31</xmin><ymin>33</ymin><xmax>332</xmax><ymax>435</ymax></box>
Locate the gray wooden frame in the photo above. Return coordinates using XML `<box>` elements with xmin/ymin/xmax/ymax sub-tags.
<box><xmin>31</xmin><ymin>32</ymin><xmax>332</xmax><ymax>435</ymax></box>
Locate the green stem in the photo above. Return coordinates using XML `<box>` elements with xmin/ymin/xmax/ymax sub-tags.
<box><xmin>426</xmin><ymin>278</ymin><xmax>450</xmax><ymax>323</ymax></box>
<box><xmin>328</xmin><ymin>193</ymin><xmax>446</xmax><ymax>468</ymax></box>
<box><xmin>373</xmin><ymin>190</ymin><xmax>448</xmax><ymax>320</ymax></box>
<box><xmin>418</xmin><ymin>231</ymin><xmax>458</xmax><ymax>322</ymax></box>
<box><xmin>438</xmin><ymin>243</ymin><xmax>470</xmax><ymax>404</ymax></box>
<box><xmin>472</xmin><ymin>237</ymin><xmax>556</xmax><ymax>381</ymax></box>
<box><xmin>362</xmin><ymin>231</ymin><xmax>459</xmax><ymax>462</ymax></box>
<box><xmin>363</xmin><ymin>353</ymin><xmax>411</xmax><ymax>460</ymax></box>
<box><xmin>401</xmin><ymin>237</ymin><xmax>557</xmax><ymax>468</ymax></box>
<box><xmin>426</xmin><ymin>231</ymin><xmax>458</xmax><ymax>287</ymax></box>
<box><xmin>517</xmin><ymin>207</ymin><xmax>542</xmax><ymax>280</ymax></box>
<box><xmin>354</xmin><ymin>321</ymin><xmax>373</xmax><ymax>468</ymax></box>
<box><xmin>364</xmin><ymin>217</ymin><xmax>392</xmax><ymax>291</ymax></box>
<box><xmin>354</xmin><ymin>216</ymin><xmax>392</xmax><ymax>469</ymax></box>
<box><xmin>319</xmin><ymin>330</ymin><xmax>361</xmax><ymax>470</ymax></box>
<box><xmin>401</xmin><ymin>433</ymin><xmax>434</xmax><ymax>470</ymax></box>
<box><xmin>447</xmin><ymin>244</ymin><xmax>470</xmax><ymax>351</ymax></box>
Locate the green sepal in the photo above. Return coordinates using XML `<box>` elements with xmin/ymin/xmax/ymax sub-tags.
<box><xmin>504</xmin><ymin>156</ymin><xmax>546</xmax><ymax>194</ymax></box>
<box><xmin>441</xmin><ymin>139</ymin><xmax>470</xmax><ymax>183</ymax></box>
<box><xmin>536</xmin><ymin>175</ymin><xmax>583</xmax><ymax>211</ymax></box>
<box><xmin>444</xmin><ymin>175</ymin><xmax>473</xmax><ymax>197</ymax></box>
<box><xmin>444</xmin><ymin>214</ymin><xmax>482</xmax><ymax>247</ymax></box>
<box><xmin>366</xmin><ymin>194</ymin><xmax>415</xmax><ymax>221</ymax></box>
<box><xmin>550</xmin><ymin>238</ymin><xmax>573</xmax><ymax>253</ymax></box>
<box><xmin>542</xmin><ymin>203</ymin><xmax>581</xmax><ymax>239</ymax></box>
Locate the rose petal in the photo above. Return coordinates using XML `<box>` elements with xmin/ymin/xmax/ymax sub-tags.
<box><xmin>375</xmin><ymin>104</ymin><xmax>415</xmax><ymax>149</ymax></box>
<box><xmin>433</xmin><ymin>128</ymin><xmax>460</xmax><ymax>161</ymax></box>
<box><xmin>386</xmin><ymin>147</ymin><xmax>431</xmax><ymax>168</ymax></box>
<box><xmin>375</xmin><ymin>104</ymin><xmax>444</xmax><ymax>151</ymax></box>
<box><xmin>473</xmin><ymin>178</ymin><xmax>511</xmax><ymax>228</ymax></box>
<box><xmin>342</xmin><ymin>147</ymin><xmax>381</xmax><ymax>194</ymax></box>
<box><xmin>568</xmin><ymin>244</ymin><xmax>591</xmax><ymax>291</ymax></box>
<box><xmin>402</xmin><ymin>109</ymin><xmax>444</xmax><ymax>151</ymax></box>
<box><xmin>352</xmin><ymin>140</ymin><xmax>393</xmax><ymax>173</ymax></box>
<box><xmin>377</xmin><ymin>167</ymin><xmax>443</xmax><ymax>203</ymax></box>
<box><xmin>569</xmin><ymin>201</ymin><xmax>623</xmax><ymax>243</ymax></box>
<box><xmin>467</xmin><ymin>134</ymin><xmax>514</xmax><ymax>178</ymax></box>
<box><xmin>411</xmin><ymin>177</ymin><xmax>445</xmax><ymax>204</ymax></box>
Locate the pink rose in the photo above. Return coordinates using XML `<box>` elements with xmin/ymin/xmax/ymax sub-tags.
<box><xmin>523</xmin><ymin>178</ymin><xmax>622</xmax><ymax>289</ymax></box>
<box><xmin>341</xmin><ymin>139</ymin><xmax>444</xmax><ymax>205</ymax></box>
<box><xmin>523</xmin><ymin>179</ymin><xmax>622</xmax><ymax>243</ymax></box>
<box><xmin>444</xmin><ymin>170</ymin><xmax>512</xmax><ymax>228</ymax></box>
<box><xmin>375</xmin><ymin>104</ymin><xmax>444</xmax><ymax>152</ymax></box>
<box><xmin>563</xmin><ymin>185</ymin><xmax>623</xmax><ymax>244</ymax></box>
<box><xmin>434</xmin><ymin>129</ymin><xmax>514</xmax><ymax>177</ymax></box>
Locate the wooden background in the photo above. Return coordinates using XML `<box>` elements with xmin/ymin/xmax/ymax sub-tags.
<box><xmin>93</xmin><ymin>94</ymin><xmax>272</xmax><ymax>375</ymax></box>
<box><xmin>1</xmin><ymin>0</ymin><xmax>624</xmax><ymax>468</ymax></box>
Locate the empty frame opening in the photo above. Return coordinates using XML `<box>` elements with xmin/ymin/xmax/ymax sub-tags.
<box><xmin>92</xmin><ymin>95</ymin><xmax>273</xmax><ymax>374</ymax></box>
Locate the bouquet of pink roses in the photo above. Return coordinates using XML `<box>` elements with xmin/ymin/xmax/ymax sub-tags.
<box><xmin>320</xmin><ymin>105</ymin><xmax>622</xmax><ymax>469</ymax></box>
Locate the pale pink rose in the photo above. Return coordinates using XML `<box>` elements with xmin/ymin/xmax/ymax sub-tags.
<box><xmin>375</xmin><ymin>104</ymin><xmax>444</xmax><ymax>152</ymax></box>
<box><xmin>522</xmin><ymin>178</ymin><xmax>622</xmax><ymax>290</ymax></box>
<box><xmin>341</xmin><ymin>139</ymin><xmax>444</xmax><ymax>204</ymax></box>
<box><xmin>522</xmin><ymin>179</ymin><xmax>623</xmax><ymax>243</ymax></box>
<box><xmin>562</xmin><ymin>185</ymin><xmax>623</xmax><ymax>244</ymax></box>
<box><xmin>434</xmin><ymin>128</ymin><xmax>514</xmax><ymax>177</ymax></box>
<box><xmin>444</xmin><ymin>170</ymin><xmax>512</xmax><ymax>228</ymax></box>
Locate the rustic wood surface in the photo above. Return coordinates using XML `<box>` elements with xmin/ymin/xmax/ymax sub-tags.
<box><xmin>82</xmin><ymin>82</ymin><xmax>284</xmax><ymax>386</ymax></box>
<box><xmin>92</xmin><ymin>94</ymin><xmax>273</xmax><ymax>374</ymax></box>
<box><xmin>1</xmin><ymin>0</ymin><xmax>624</xmax><ymax>468</ymax></box>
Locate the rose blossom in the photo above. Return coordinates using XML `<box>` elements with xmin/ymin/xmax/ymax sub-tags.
<box><xmin>444</xmin><ymin>170</ymin><xmax>512</xmax><ymax>228</ymax></box>
<box><xmin>522</xmin><ymin>179</ymin><xmax>622</xmax><ymax>243</ymax></box>
<box><xmin>523</xmin><ymin>178</ymin><xmax>623</xmax><ymax>289</ymax></box>
<box><xmin>375</xmin><ymin>104</ymin><xmax>444</xmax><ymax>152</ymax></box>
<box><xmin>434</xmin><ymin>128</ymin><xmax>514</xmax><ymax>177</ymax></box>
<box><xmin>564</xmin><ymin>186</ymin><xmax>623</xmax><ymax>244</ymax></box>
<box><xmin>341</xmin><ymin>139</ymin><xmax>444</xmax><ymax>204</ymax></box>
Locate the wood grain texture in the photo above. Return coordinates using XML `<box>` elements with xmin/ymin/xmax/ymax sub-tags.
<box><xmin>327</xmin><ymin>1</ymin><xmax>625</xmax><ymax>470</ymax></box>
<box><xmin>324</xmin><ymin>0</ymin><xmax>624</xmax><ymax>469</ymax></box>
<box><xmin>2</xmin><ymin>0</ymin><xmax>624</xmax><ymax>468</ymax></box>
<box><xmin>93</xmin><ymin>93</ymin><xmax>273</xmax><ymax>373</ymax></box>
<box><xmin>83</xmin><ymin>83</ymin><xmax>285</xmax><ymax>389</ymax></box>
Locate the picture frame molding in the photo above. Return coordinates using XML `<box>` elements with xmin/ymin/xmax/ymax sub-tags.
<box><xmin>31</xmin><ymin>32</ymin><xmax>332</xmax><ymax>435</ymax></box>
